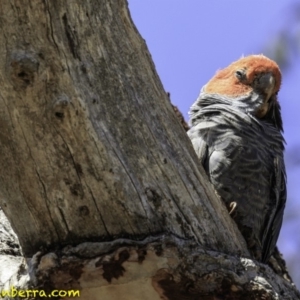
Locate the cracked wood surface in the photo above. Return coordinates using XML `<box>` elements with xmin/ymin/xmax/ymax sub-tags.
<box><xmin>26</xmin><ymin>236</ymin><xmax>300</xmax><ymax>300</ymax></box>
<box><xmin>0</xmin><ymin>0</ymin><xmax>247</xmax><ymax>257</ymax></box>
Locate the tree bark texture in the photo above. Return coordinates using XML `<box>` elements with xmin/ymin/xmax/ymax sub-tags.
<box><xmin>0</xmin><ymin>0</ymin><xmax>245</xmax><ymax>257</ymax></box>
<box><xmin>0</xmin><ymin>0</ymin><xmax>298</xmax><ymax>299</ymax></box>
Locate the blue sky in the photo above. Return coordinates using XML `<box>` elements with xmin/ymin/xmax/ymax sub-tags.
<box><xmin>128</xmin><ymin>0</ymin><xmax>300</xmax><ymax>286</ymax></box>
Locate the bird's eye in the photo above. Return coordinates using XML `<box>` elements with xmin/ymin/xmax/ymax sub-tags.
<box><xmin>235</xmin><ymin>70</ymin><xmax>245</xmax><ymax>80</ymax></box>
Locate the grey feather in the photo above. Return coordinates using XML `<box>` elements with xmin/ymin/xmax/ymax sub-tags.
<box><xmin>188</xmin><ymin>90</ymin><xmax>286</xmax><ymax>262</ymax></box>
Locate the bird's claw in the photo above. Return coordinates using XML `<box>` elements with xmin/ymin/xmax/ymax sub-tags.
<box><xmin>228</xmin><ymin>202</ymin><xmax>237</xmax><ymax>215</ymax></box>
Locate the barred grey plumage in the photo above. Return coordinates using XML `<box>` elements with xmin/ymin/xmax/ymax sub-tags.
<box><xmin>188</xmin><ymin>55</ymin><xmax>286</xmax><ymax>262</ymax></box>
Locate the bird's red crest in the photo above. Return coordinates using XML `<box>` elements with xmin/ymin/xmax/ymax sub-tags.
<box><xmin>205</xmin><ymin>55</ymin><xmax>281</xmax><ymax>97</ymax></box>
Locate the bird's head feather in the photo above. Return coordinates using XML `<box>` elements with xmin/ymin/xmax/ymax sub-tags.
<box><xmin>203</xmin><ymin>54</ymin><xmax>283</xmax><ymax>129</ymax></box>
<box><xmin>205</xmin><ymin>54</ymin><xmax>281</xmax><ymax>97</ymax></box>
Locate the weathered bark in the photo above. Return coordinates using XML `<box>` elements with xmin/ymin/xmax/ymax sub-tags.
<box><xmin>0</xmin><ymin>0</ymin><xmax>298</xmax><ymax>299</ymax></box>
<box><xmin>0</xmin><ymin>0</ymin><xmax>245</xmax><ymax>257</ymax></box>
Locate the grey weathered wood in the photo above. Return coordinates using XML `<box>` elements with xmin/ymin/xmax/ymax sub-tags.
<box><xmin>0</xmin><ymin>0</ymin><xmax>245</xmax><ymax>257</ymax></box>
<box><xmin>23</xmin><ymin>236</ymin><xmax>300</xmax><ymax>299</ymax></box>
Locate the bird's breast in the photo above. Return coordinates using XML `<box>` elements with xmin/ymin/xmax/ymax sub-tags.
<box><xmin>199</xmin><ymin>110</ymin><xmax>282</xmax><ymax>232</ymax></box>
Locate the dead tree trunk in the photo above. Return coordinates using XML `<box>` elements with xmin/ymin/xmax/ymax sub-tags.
<box><xmin>0</xmin><ymin>0</ymin><xmax>298</xmax><ymax>299</ymax></box>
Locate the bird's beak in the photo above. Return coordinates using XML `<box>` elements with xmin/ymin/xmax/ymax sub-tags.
<box><xmin>255</xmin><ymin>73</ymin><xmax>277</xmax><ymax>118</ymax></box>
<box><xmin>260</xmin><ymin>72</ymin><xmax>276</xmax><ymax>102</ymax></box>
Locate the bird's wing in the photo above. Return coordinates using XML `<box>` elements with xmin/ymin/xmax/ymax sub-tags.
<box><xmin>261</xmin><ymin>156</ymin><xmax>287</xmax><ymax>262</ymax></box>
<box><xmin>187</xmin><ymin>125</ymin><xmax>209</xmax><ymax>168</ymax></box>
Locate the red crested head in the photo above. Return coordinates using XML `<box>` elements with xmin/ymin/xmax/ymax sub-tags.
<box><xmin>204</xmin><ymin>55</ymin><xmax>282</xmax><ymax>121</ymax></box>
<box><xmin>205</xmin><ymin>54</ymin><xmax>281</xmax><ymax>97</ymax></box>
